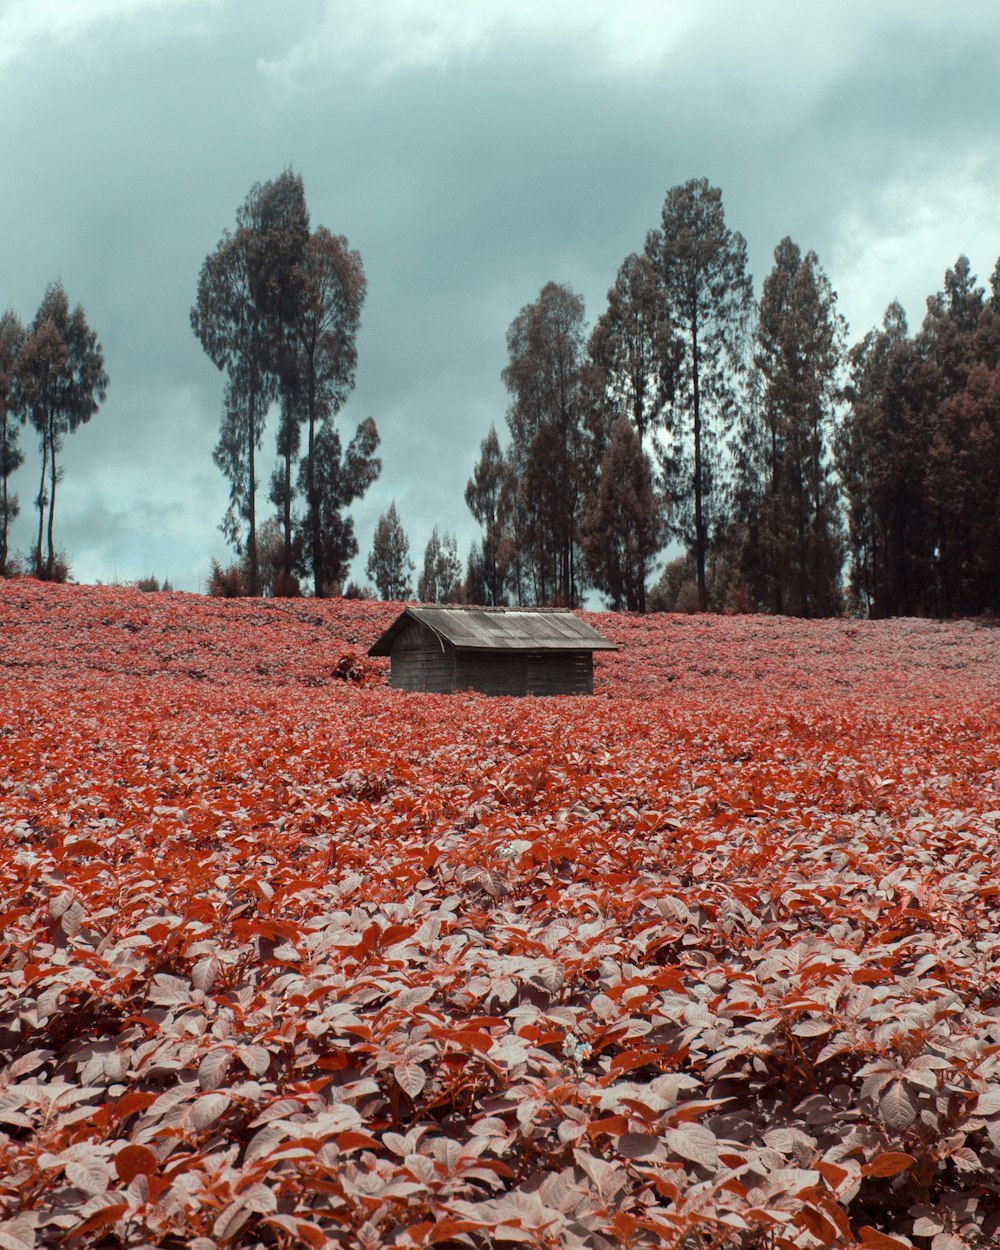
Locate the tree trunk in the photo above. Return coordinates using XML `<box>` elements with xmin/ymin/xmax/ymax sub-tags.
<box><xmin>307</xmin><ymin>375</ymin><xmax>321</xmax><ymax>598</ymax></box>
<box><xmin>0</xmin><ymin>414</ymin><xmax>8</xmax><ymax>573</ymax></box>
<box><xmin>247</xmin><ymin>384</ymin><xmax>258</xmax><ymax>597</ymax></box>
<box><xmin>691</xmin><ymin>318</ymin><xmax>707</xmax><ymax>612</ymax></box>
<box><xmin>46</xmin><ymin>436</ymin><xmax>57</xmax><ymax>577</ymax></box>
<box><xmin>282</xmin><ymin>448</ymin><xmax>293</xmax><ymax>579</ymax></box>
<box><xmin>35</xmin><ymin>421</ymin><xmax>48</xmax><ymax>575</ymax></box>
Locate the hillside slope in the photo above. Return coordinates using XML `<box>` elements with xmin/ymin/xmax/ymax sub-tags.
<box><xmin>1</xmin><ymin>583</ymin><xmax>999</xmax><ymax>1248</ymax></box>
<box><xmin>2</xmin><ymin>580</ymin><xmax>997</xmax><ymax>706</ymax></box>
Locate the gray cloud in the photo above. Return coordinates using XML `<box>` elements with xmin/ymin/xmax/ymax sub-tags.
<box><xmin>2</xmin><ymin>1</ymin><xmax>998</xmax><ymax>591</ymax></box>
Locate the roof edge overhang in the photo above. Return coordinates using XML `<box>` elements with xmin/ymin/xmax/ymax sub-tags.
<box><xmin>367</xmin><ymin>606</ymin><xmax>618</xmax><ymax>657</ymax></box>
<box><xmin>367</xmin><ymin>607</ymin><xmax>440</xmax><ymax>656</ymax></box>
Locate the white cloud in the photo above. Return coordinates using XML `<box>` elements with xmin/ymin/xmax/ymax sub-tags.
<box><xmin>0</xmin><ymin>0</ymin><xmax>210</xmax><ymax>69</ymax></box>
<box><xmin>258</xmin><ymin>0</ymin><xmax>1000</xmax><ymax>116</ymax></box>
<box><xmin>258</xmin><ymin>0</ymin><xmax>702</xmax><ymax>85</ymax></box>
<box><xmin>828</xmin><ymin>152</ymin><xmax>1000</xmax><ymax>339</ymax></box>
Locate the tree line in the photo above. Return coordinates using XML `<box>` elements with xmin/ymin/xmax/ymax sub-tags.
<box><xmin>2</xmin><ymin>172</ymin><xmax>996</xmax><ymax>617</ymax></box>
<box><xmin>456</xmin><ymin>178</ymin><xmax>999</xmax><ymax>617</ymax></box>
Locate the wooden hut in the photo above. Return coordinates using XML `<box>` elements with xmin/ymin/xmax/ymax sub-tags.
<box><xmin>367</xmin><ymin>605</ymin><xmax>618</xmax><ymax>695</ymax></box>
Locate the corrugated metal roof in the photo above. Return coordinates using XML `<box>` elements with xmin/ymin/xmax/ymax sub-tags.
<box><xmin>368</xmin><ymin>606</ymin><xmax>619</xmax><ymax>656</ymax></box>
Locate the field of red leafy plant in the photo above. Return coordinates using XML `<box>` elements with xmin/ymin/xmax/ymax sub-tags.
<box><xmin>1</xmin><ymin>581</ymin><xmax>999</xmax><ymax>1250</ymax></box>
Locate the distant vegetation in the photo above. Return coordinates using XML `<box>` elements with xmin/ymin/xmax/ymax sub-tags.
<box><xmin>2</xmin><ymin>174</ymin><xmax>997</xmax><ymax>616</ymax></box>
<box><xmin>0</xmin><ymin>285</ymin><xmax>107</xmax><ymax>582</ymax></box>
<box><xmin>464</xmin><ymin>179</ymin><xmax>1000</xmax><ymax>619</ymax></box>
<box><xmin>134</xmin><ymin>574</ymin><xmax>173</xmax><ymax>594</ymax></box>
<box><xmin>192</xmin><ymin>169</ymin><xmax>378</xmax><ymax>600</ymax></box>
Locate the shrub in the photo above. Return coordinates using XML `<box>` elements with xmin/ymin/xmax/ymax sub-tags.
<box><xmin>271</xmin><ymin>569</ymin><xmax>301</xmax><ymax>599</ymax></box>
<box><xmin>0</xmin><ymin>550</ymin><xmax>25</xmax><ymax>579</ymax></box>
<box><xmin>331</xmin><ymin>649</ymin><xmax>378</xmax><ymax>683</ymax></box>
<box><xmin>31</xmin><ymin>550</ymin><xmax>71</xmax><ymax>583</ymax></box>
<box><xmin>649</xmin><ymin>545</ymin><xmax>752</xmax><ymax>614</ymax></box>
<box><xmin>649</xmin><ymin>555</ymin><xmax>697</xmax><ymax>612</ymax></box>
<box><xmin>207</xmin><ymin>558</ymin><xmax>245</xmax><ymax>598</ymax></box>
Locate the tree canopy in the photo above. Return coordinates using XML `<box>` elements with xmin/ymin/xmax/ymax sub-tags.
<box><xmin>299</xmin><ymin>416</ymin><xmax>381</xmax><ymax>596</ymax></box>
<box><xmin>417</xmin><ymin>527</ymin><xmax>462</xmax><ymax>603</ymax></box>
<box><xmin>737</xmin><ymin>238</ymin><xmax>845</xmax><ymax>616</ymax></box>
<box><xmin>2</xmin><ymin>169</ymin><xmax>996</xmax><ymax>620</ymax></box>
<box><xmin>18</xmin><ymin>283</ymin><xmax>107</xmax><ymax>579</ymax></box>
<box><xmin>191</xmin><ymin>169</ymin><xmax>310</xmax><ymax>595</ymax></box>
<box><xmin>839</xmin><ymin>257</ymin><xmax>1000</xmax><ymax>616</ymax></box>
<box><xmin>645</xmin><ymin>178</ymin><xmax>754</xmax><ymax>612</ymax></box>
<box><xmin>501</xmin><ymin>281</ymin><xmax>589</xmax><ymax>606</ymax></box>
<box><xmin>192</xmin><ymin>171</ymin><xmax>373</xmax><ymax>599</ymax></box>
<box><xmin>288</xmin><ymin>227</ymin><xmax>367</xmax><ymax>597</ymax></box>
<box><xmin>367</xmin><ymin>501</ymin><xmax>414</xmax><ymax>600</ymax></box>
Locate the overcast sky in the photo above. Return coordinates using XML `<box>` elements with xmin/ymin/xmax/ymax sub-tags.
<box><xmin>2</xmin><ymin>0</ymin><xmax>999</xmax><ymax>593</ymax></box>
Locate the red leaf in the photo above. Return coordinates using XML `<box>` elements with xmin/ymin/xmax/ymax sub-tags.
<box><xmin>67</xmin><ymin>1204</ymin><xmax>128</xmax><ymax>1239</ymax></box>
<box><xmin>816</xmin><ymin>1194</ymin><xmax>854</xmax><ymax>1241</ymax></box>
<box><xmin>336</xmin><ymin>1131</ymin><xmax>381</xmax><ymax>1152</ymax></box>
<box><xmin>795</xmin><ymin>1206</ymin><xmax>837</xmax><ymax>1241</ymax></box>
<box><xmin>816</xmin><ymin>1160</ymin><xmax>849</xmax><ymax>1189</ymax></box>
<box><xmin>865</xmin><ymin>1151</ymin><xmax>916</xmax><ymax>1178</ymax></box>
<box><xmin>420</xmin><ymin>1219</ymin><xmax>489</xmax><ymax>1245</ymax></box>
<box><xmin>115</xmin><ymin>1144</ymin><xmax>157</xmax><ymax>1184</ymax></box>
<box><xmin>430</xmin><ymin>1026</ymin><xmax>494</xmax><ymax>1054</ymax></box>
<box><xmin>608</xmin><ymin>1049</ymin><xmax>662</xmax><ymax>1076</ymax></box>
<box><xmin>264</xmin><ymin>1215</ymin><xmax>327</xmax><ymax>1248</ymax></box>
<box><xmin>612</xmin><ymin>1213</ymin><xmax>639</xmax><ymax>1240</ymax></box>
<box><xmin>587</xmin><ymin>1114</ymin><xmax>629</xmax><ymax>1138</ymax></box>
<box><xmin>380</xmin><ymin>923</ymin><xmax>418</xmax><ymax>948</ymax></box>
<box><xmin>293</xmin><ymin>1219</ymin><xmax>329</xmax><ymax>1249</ymax></box>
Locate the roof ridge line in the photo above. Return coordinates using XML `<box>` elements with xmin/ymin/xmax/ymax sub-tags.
<box><xmin>411</xmin><ymin>604</ymin><xmax>576</xmax><ymax>613</ymax></box>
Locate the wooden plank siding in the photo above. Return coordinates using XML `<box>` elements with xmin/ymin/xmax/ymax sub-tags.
<box><xmin>387</xmin><ymin>618</ymin><xmax>457</xmax><ymax>692</ymax></box>
<box><xmin>454</xmin><ymin>650</ymin><xmax>593</xmax><ymax>696</ymax></box>
<box><xmin>369</xmin><ymin>607</ymin><xmax>616</xmax><ymax>696</ymax></box>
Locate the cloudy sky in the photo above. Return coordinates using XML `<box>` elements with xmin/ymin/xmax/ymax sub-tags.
<box><xmin>2</xmin><ymin>0</ymin><xmax>999</xmax><ymax>593</ymax></box>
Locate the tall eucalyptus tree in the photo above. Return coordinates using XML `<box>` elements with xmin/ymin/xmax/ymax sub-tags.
<box><xmin>18</xmin><ymin>284</ymin><xmax>107</xmax><ymax>578</ymax></box>
<box><xmin>741</xmin><ymin>238</ymin><xmax>846</xmax><ymax>615</ymax></box>
<box><xmin>501</xmin><ymin>281</ymin><xmax>588</xmax><ymax>606</ymax></box>
<box><xmin>465</xmin><ymin>425</ymin><xmax>511</xmax><ymax>606</ymax></box>
<box><xmin>285</xmin><ymin>227</ymin><xmax>367</xmax><ymax>596</ymax></box>
<box><xmin>586</xmin><ymin>250</ymin><xmax>679</xmax><ymax>454</ymax></box>
<box><xmin>645</xmin><ymin>179</ymin><xmax>754</xmax><ymax>611</ymax></box>
<box><xmin>192</xmin><ymin>169</ymin><xmax>309</xmax><ymax>595</ymax></box>
<box><xmin>0</xmin><ymin>311</ymin><xmax>24</xmax><ymax>575</ymax></box>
